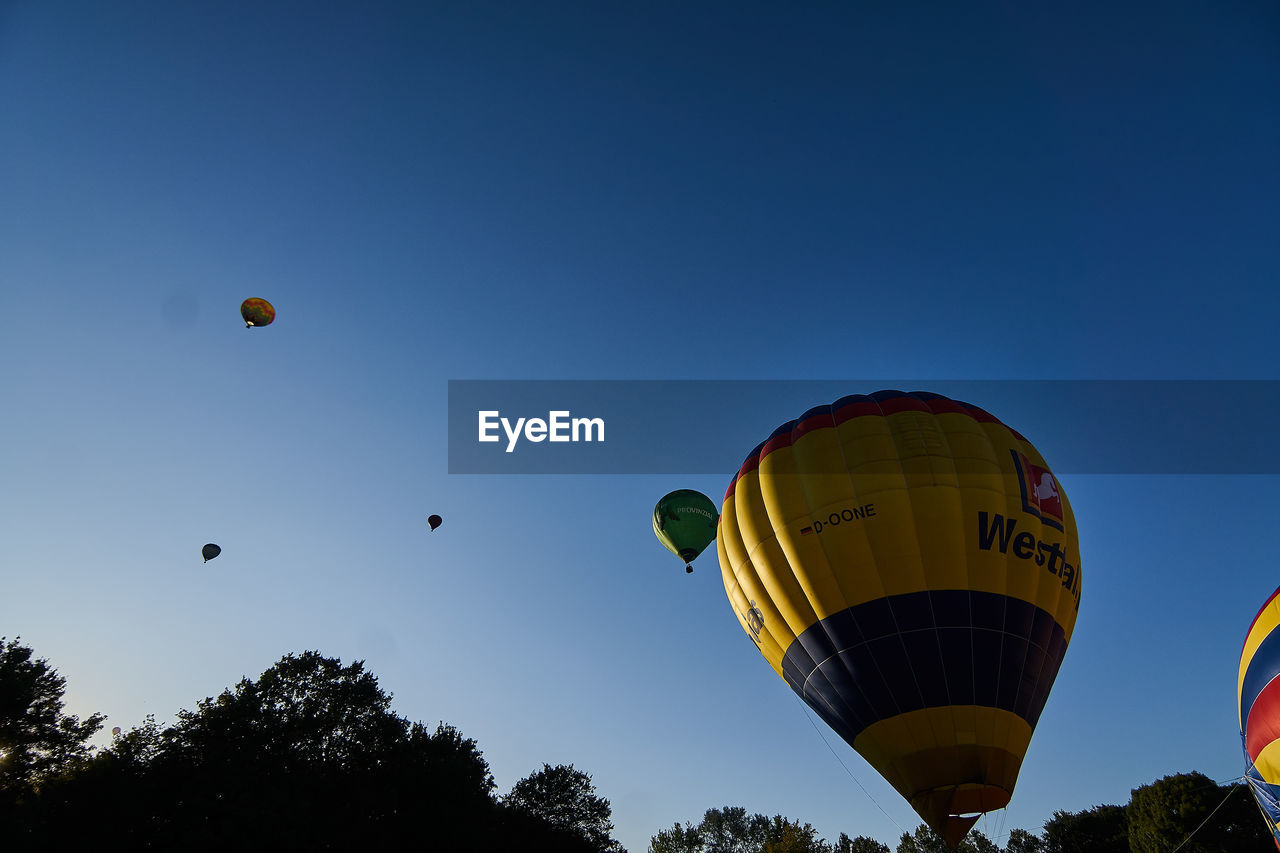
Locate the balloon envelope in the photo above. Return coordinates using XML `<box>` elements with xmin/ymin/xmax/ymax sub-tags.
<box><xmin>717</xmin><ymin>391</ymin><xmax>1081</xmax><ymax>849</ymax></box>
<box><xmin>111</xmin><ymin>726</ymin><xmax>122</xmax><ymax>736</ymax></box>
<box><xmin>1239</xmin><ymin>586</ymin><xmax>1280</xmax><ymax>848</ymax></box>
<box><xmin>202</xmin><ymin>543</ymin><xmax>221</xmax><ymax>562</ymax></box>
<box><xmin>653</xmin><ymin>489</ymin><xmax>718</xmax><ymax>570</ymax></box>
<box><xmin>240</xmin><ymin>297</ymin><xmax>275</xmax><ymax>328</ymax></box>
<box><xmin>427</xmin><ymin>514</ymin><xmax>443</xmax><ymax>531</ymax></box>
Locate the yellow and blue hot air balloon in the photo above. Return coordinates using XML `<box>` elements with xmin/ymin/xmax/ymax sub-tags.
<box><xmin>716</xmin><ymin>390</ymin><xmax>1081</xmax><ymax>849</ymax></box>
<box><xmin>1239</xmin><ymin>587</ymin><xmax>1280</xmax><ymax>850</ymax></box>
<box><xmin>654</xmin><ymin>489</ymin><xmax>719</xmax><ymax>573</ymax></box>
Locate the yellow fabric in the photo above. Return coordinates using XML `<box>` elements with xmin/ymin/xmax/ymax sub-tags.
<box><xmin>717</xmin><ymin>397</ymin><xmax>1080</xmax><ymax>846</ymax></box>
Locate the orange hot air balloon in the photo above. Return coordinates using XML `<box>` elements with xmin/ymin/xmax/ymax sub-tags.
<box><xmin>717</xmin><ymin>390</ymin><xmax>1081</xmax><ymax>848</ymax></box>
<box><xmin>240</xmin><ymin>298</ymin><xmax>275</xmax><ymax>328</ymax></box>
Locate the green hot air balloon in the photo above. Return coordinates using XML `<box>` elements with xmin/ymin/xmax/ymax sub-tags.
<box><xmin>653</xmin><ymin>489</ymin><xmax>719</xmax><ymax>573</ymax></box>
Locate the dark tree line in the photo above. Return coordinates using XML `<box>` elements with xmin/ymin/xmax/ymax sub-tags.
<box><xmin>1041</xmin><ymin>771</ymin><xmax>1270</xmax><ymax>853</ymax></box>
<box><xmin>0</xmin><ymin>637</ymin><xmax>622</xmax><ymax>852</ymax></box>
<box><xmin>3</xmin><ymin>636</ymin><xmax>1275</xmax><ymax>853</ymax></box>
<box><xmin>647</xmin><ymin>773</ymin><xmax>1273</xmax><ymax>853</ymax></box>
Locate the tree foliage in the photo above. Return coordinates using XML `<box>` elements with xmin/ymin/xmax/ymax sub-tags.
<box><xmin>0</xmin><ymin>636</ymin><xmax>104</xmax><ymax>795</ymax></box>
<box><xmin>1127</xmin><ymin>773</ymin><xmax>1272</xmax><ymax>853</ymax></box>
<box><xmin>9</xmin><ymin>636</ymin><xmax>1280</xmax><ymax>853</ymax></box>
<box><xmin>894</xmin><ymin>824</ymin><xmax>998</xmax><ymax>853</ymax></box>
<box><xmin>1128</xmin><ymin>772</ymin><xmax>1219</xmax><ymax>853</ymax></box>
<box><xmin>764</xmin><ymin>817</ymin><xmax>828</xmax><ymax>852</ymax></box>
<box><xmin>650</xmin><ymin>811</ymin><xmax>1031</xmax><ymax>853</ymax></box>
<box><xmin>648</xmin><ymin>807</ymin><xmax>824</xmax><ymax>853</ymax></box>
<box><xmin>506</xmin><ymin>762</ymin><xmax>625</xmax><ymax>852</ymax></box>
<box><xmin>1043</xmin><ymin>803</ymin><xmax>1128</xmax><ymax>853</ymax></box>
<box><xmin>1002</xmin><ymin>828</ymin><xmax>1045</xmax><ymax>853</ymax></box>
<box><xmin>704</xmin><ymin>805</ymin><xmax>772</xmax><ymax>852</ymax></box>
<box><xmin>1212</xmin><ymin>781</ymin><xmax>1277</xmax><ymax>850</ymax></box>
<box><xmin>833</xmin><ymin>833</ymin><xmax>891</xmax><ymax>853</ymax></box>
<box><xmin>650</xmin><ymin>819</ymin><xmax>709</xmax><ymax>853</ymax></box>
<box><xmin>1</xmin><ymin>645</ymin><xmax>599</xmax><ymax>852</ymax></box>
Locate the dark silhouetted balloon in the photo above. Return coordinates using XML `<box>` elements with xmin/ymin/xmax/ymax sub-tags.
<box><xmin>653</xmin><ymin>489</ymin><xmax>718</xmax><ymax>573</ymax></box>
<box><xmin>240</xmin><ymin>298</ymin><xmax>275</xmax><ymax>328</ymax></box>
<box><xmin>202</xmin><ymin>543</ymin><xmax>221</xmax><ymax>562</ymax></box>
<box><xmin>427</xmin><ymin>514</ymin><xmax>443</xmax><ymax>531</ymax></box>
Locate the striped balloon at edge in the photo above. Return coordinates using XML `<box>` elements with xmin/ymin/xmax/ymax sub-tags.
<box><xmin>1239</xmin><ymin>587</ymin><xmax>1280</xmax><ymax>851</ymax></box>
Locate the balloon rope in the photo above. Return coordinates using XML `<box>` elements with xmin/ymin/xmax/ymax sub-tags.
<box><xmin>792</xmin><ymin>694</ymin><xmax>906</xmax><ymax>836</ymax></box>
<box><xmin>1166</xmin><ymin>783</ymin><xmax>1239</xmax><ymax>853</ymax></box>
<box><xmin>1237</xmin><ymin>771</ymin><xmax>1279</xmax><ymax>850</ymax></box>
<box><xmin>980</xmin><ymin>802</ymin><xmax>1008</xmax><ymax>848</ymax></box>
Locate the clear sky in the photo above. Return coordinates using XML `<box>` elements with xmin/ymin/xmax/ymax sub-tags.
<box><xmin>1</xmin><ymin>2</ymin><xmax>1277</xmax><ymax>850</ymax></box>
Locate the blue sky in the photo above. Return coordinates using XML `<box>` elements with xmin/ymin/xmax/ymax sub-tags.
<box><xmin>1</xmin><ymin>2</ymin><xmax>1277</xmax><ymax>850</ymax></box>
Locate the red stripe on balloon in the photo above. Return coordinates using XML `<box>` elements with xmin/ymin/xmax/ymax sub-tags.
<box><xmin>794</xmin><ymin>408</ymin><xmax>837</xmax><ymax>438</ymax></box>
<box><xmin>732</xmin><ymin>392</ymin><xmax>1026</xmax><ymax>499</ymax></box>
<box><xmin>1247</xmin><ymin>675</ymin><xmax>1280</xmax><ymax>762</ymax></box>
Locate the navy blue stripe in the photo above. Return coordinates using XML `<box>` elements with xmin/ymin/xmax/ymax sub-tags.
<box><xmin>781</xmin><ymin>590</ymin><xmax>1069</xmax><ymax>745</ymax></box>
<box><xmin>1242</xmin><ymin>628</ymin><xmax>1280</xmax><ymax>725</ymax></box>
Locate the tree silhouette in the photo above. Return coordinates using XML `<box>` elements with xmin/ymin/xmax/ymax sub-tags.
<box><xmin>895</xmin><ymin>824</ymin><xmax>999</xmax><ymax>853</ymax></box>
<box><xmin>648</xmin><ymin>806</ymin><xmax>898</xmax><ymax>853</ymax></box>
<box><xmin>506</xmin><ymin>762</ymin><xmax>626</xmax><ymax>851</ymax></box>
<box><xmin>1213</xmin><ymin>781</ymin><xmax>1277</xmax><ymax>850</ymax></box>
<box><xmin>763</xmin><ymin>817</ymin><xmax>827</xmax><ymax>852</ymax></box>
<box><xmin>0</xmin><ymin>636</ymin><xmax>104</xmax><ymax>795</ymax></box>
<box><xmin>1127</xmin><ymin>773</ymin><xmax>1272</xmax><ymax>853</ymax></box>
<box><xmin>12</xmin><ymin>635</ymin><xmax>1273</xmax><ymax>853</ymax></box>
<box><xmin>650</xmin><ymin>819</ymin><xmax>707</xmax><ymax>852</ymax></box>
<box><xmin>1002</xmin><ymin>828</ymin><xmax>1045</xmax><ymax>853</ymax></box>
<box><xmin>833</xmin><ymin>833</ymin><xmax>891</xmax><ymax>853</ymax></box>
<box><xmin>3</xmin><ymin>646</ymin><xmax>599</xmax><ymax>852</ymax></box>
<box><xmin>647</xmin><ymin>805</ymin><xmax>775</xmax><ymax>852</ymax></box>
<box><xmin>1043</xmin><ymin>804</ymin><xmax>1128</xmax><ymax>853</ymax></box>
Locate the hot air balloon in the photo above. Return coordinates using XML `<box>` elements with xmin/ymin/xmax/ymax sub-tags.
<box><xmin>427</xmin><ymin>514</ymin><xmax>443</xmax><ymax>531</ymax></box>
<box><xmin>1239</xmin><ymin>586</ymin><xmax>1280</xmax><ymax>849</ymax></box>
<box><xmin>111</xmin><ymin>726</ymin><xmax>122</xmax><ymax>737</ymax></box>
<box><xmin>717</xmin><ymin>391</ymin><xmax>1081</xmax><ymax>848</ymax></box>
<box><xmin>202</xmin><ymin>543</ymin><xmax>221</xmax><ymax>562</ymax></box>
<box><xmin>240</xmin><ymin>298</ymin><xmax>275</xmax><ymax>328</ymax></box>
<box><xmin>653</xmin><ymin>489</ymin><xmax>719</xmax><ymax>573</ymax></box>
